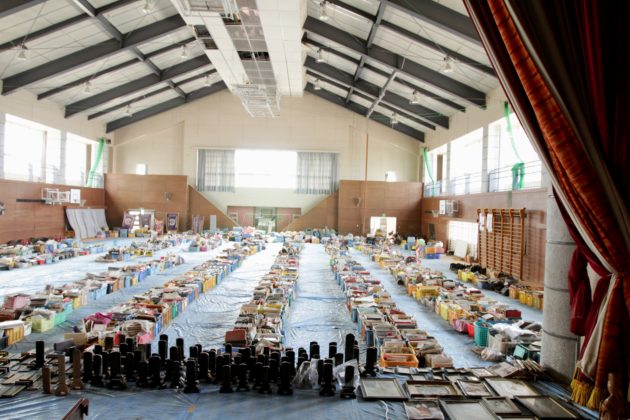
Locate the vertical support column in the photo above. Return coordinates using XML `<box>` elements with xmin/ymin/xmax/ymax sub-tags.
<box><xmin>444</xmin><ymin>142</ymin><xmax>451</xmax><ymax>195</ymax></box>
<box><xmin>0</xmin><ymin>113</ymin><xmax>5</xmax><ymax>179</ymax></box>
<box><xmin>541</xmin><ymin>186</ymin><xmax>579</xmax><ymax>382</ymax></box>
<box><xmin>481</xmin><ymin>125</ymin><xmax>489</xmax><ymax>193</ymax></box>
<box><xmin>58</xmin><ymin>132</ymin><xmax>67</xmax><ymax>185</ymax></box>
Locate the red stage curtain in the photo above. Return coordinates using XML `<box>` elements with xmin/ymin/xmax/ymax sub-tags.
<box><xmin>465</xmin><ymin>0</ymin><xmax>630</xmax><ymax>410</ymax></box>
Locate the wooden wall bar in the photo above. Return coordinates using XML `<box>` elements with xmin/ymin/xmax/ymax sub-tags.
<box><xmin>0</xmin><ymin>179</ymin><xmax>105</xmax><ymax>243</ymax></box>
<box><xmin>421</xmin><ymin>188</ymin><xmax>547</xmax><ymax>286</ymax></box>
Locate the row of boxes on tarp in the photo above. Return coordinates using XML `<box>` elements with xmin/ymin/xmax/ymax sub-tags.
<box><xmin>327</xmin><ymin>242</ymin><xmax>454</xmax><ymax>370</ymax></box>
<box><xmin>0</xmin><ymin>253</ymin><xmax>186</xmax><ymax>346</ymax></box>
<box><xmin>79</xmin><ymin>243</ymin><xmax>261</xmax><ymax>348</ymax></box>
<box><xmin>226</xmin><ymin>241</ymin><xmax>302</xmax><ymax>353</ymax></box>
<box><xmin>366</xmin><ymin>243</ymin><xmax>542</xmax><ymax>359</ymax></box>
<box><xmin>0</xmin><ymin>238</ymin><xmax>110</xmax><ymax>270</ymax></box>
<box><xmin>94</xmin><ymin>237</ymin><xmax>179</xmax><ymax>262</ymax></box>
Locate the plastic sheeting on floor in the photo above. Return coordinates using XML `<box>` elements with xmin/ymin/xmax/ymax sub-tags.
<box><xmin>0</xmin><ymin>243</ymin><xmax>597</xmax><ymax>420</ymax></box>
<box><xmin>5</xmin><ymin>241</ymin><xmax>226</xmax><ymax>354</ymax></box>
<box><xmin>347</xmin><ymin>248</ymin><xmax>493</xmax><ymax>368</ymax></box>
<box><xmin>284</xmin><ymin>244</ymin><xmax>358</xmax><ymax>350</ymax></box>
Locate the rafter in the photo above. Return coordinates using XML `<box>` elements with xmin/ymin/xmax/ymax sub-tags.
<box><xmin>305</xmin><ymin>36</ymin><xmax>465</xmax><ymax>112</ymax></box>
<box><xmin>306</xmin><ymin>83</ymin><xmax>424</xmax><ymax>142</ymax></box>
<box><xmin>0</xmin><ymin>0</ymin><xmax>138</xmax><ymax>51</ymax></box>
<box><xmin>106</xmin><ymin>82</ymin><xmax>227</xmax><ymax>132</ymax></box>
<box><xmin>2</xmin><ymin>15</ymin><xmax>186</xmax><ymax>95</ymax></box>
<box><xmin>384</xmin><ymin>0</ymin><xmax>481</xmax><ymax>46</ymax></box>
<box><xmin>0</xmin><ymin>0</ymin><xmax>46</xmax><ymax>19</ymax></box>
<box><xmin>65</xmin><ymin>55</ymin><xmax>210</xmax><ymax>118</ymax></box>
<box><xmin>88</xmin><ymin>69</ymin><xmax>217</xmax><ymax>120</ymax></box>
<box><xmin>305</xmin><ymin>56</ymin><xmax>449</xmax><ymax>128</ymax></box>
<box><xmin>304</xmin><ymin>16</ymin><xmax>485</xmax><ymax>108</ymax></box>
<box><xmin>37</xmin><ymin>38</ymin><xmax>195</xmax><ymax>100</ymax></box>
<box><xmin>306</xmin><ymin>69</ymin><xmax>435</xmax><ymax>130</ymax></box>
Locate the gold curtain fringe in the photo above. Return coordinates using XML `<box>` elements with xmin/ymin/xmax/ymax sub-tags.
<box><xmin>586</xmin><ymin>386</ymin><xmax>605</xmax><ymax>410</ymax></box>
<box><xmin>571</xmin><ymin>380</ymin><xmax>593</xmax><ymax>406</ymax></box>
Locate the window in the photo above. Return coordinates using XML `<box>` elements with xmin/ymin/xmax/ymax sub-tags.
<box><xmin>235</xmin><ymin>149</ymin><xmax>297</xmax><ymax>189</ymax></box>
<box><xmin>449</xmin><ymin>128</ymin><xmax>483</xmax><ymax>195</ymax></box>
<box><xmin>488</xmin><ymin>113</ymin><xmax>542</xmax><ymax>191</ymax></box>
<box><xmin>4</xmin><ymin>114</ymin><xmax>47</xmax><ymax>182</ymax></box>
<box><xmin>385</xmin><ymin>171</ymin><xmax>397</xmax><ymax>182</ymax></box>
<box><xmin>295</xmin><ymin>151</ymin><xmax>338</xmax><ymax>194</ymax></box>
<box><xmin>135</xmin><ymin>163</ymin><xmax>147</xmax><ymax>175</ymax></box>
<box><xmin>66</xmin><ymin>134</ymin><xmax>88</xmax><ymax>186</ymax></box>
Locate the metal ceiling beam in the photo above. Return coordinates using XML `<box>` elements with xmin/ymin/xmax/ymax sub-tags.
<box><xmin>306</xmin><ymin>56</ymin><xmax>448</xmax><ymax>128</ymax></box>
<box><xmin>304</xmin><ymin>36</ymin><xmax>465</xmax><ymax>112</ymax></box>
<box><xmin>106</xmin><ymin>82</ymin><xmax>227</xmax><ymax>132</ymax></box>
<box><xmin>305</xmin><ymin>83</ymin><xmax>424</xmax><ymax>142</ymax></box>
<box><xmin>347</xmin><ymin>1</ymin><xmax>387</xmax><ymax>103</ymax></box>
<box><xmin>306</xmin><ymin>69</ymin><xmax>435</xmax><ymax>130</ymax></box>
<box><xmin>88</xmin><ymin>69</ymin><xmax>217</xmax><ymax>120</ymax></box>
<box><xmin>2</xmin><ymin>14</ymin><xmax>185</xmax><ymax>95</ymax></box>
<box><xmin>37</xmin><ymin>38</ymin><xmax>195</xmax><ymax>100</ymax></box>
<box><xmin>0</xmin><ymin>0</ymin><xmax>46</xmax><ymax>19</ymax></box>
<box><xmin>379</xmin><ymin>21</ymin><xmax>494</xmax><ymax>77</ymax></box>
<box><xmin>0</xmin><ymin>0</ymin><xmax>138</xmax><ymax>51</ymax></box>
<box><xmin>383</xmin><ymin>0</ymin><xmax>481</xmax><ymax>46</ymax></box>
<box><xmin>65</xmin><ymin>55</ymin><xmax>210</xmax><ymax>117</ymax></box>
<box><xmin>366</xmin><ymin>70</ymin><xmax>396</xmax><ymax>118</ymax></box>
<box><xmin>304</xmin><ymin>16</ymin><xmax>485</xmax><ymax>108</ymax></box>
<box><xmin>305</xmin><ymin>36</ymin><xmax>464</xmax><ymax>112</ymax></box>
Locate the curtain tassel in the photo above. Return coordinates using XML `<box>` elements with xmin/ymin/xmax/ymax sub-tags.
<box><xmin>586</xmin><ymin>386</ymin><xmax>605</xmax><ymax>410</ymax></box>
<box><xmin>571</xmin><ymin>380</ymin><xmax>593</xmax><ymax>406</ymax></box>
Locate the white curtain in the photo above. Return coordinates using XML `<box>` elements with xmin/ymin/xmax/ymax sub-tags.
<box><xmin>66</xmin><ymin>208</ymin><xmax>108</xmax><ymax>239</ymax></box>
<box><xmin>197</xmin><ymin>149</ymin><xmax>235</xmax><ymax>192</ymax></box>
<box><xmin>296</xmin><ymin>152</ymin><xmax>339</xmax><ymax>195</ymax></box>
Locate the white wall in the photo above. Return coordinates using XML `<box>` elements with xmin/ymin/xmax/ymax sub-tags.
<box><xmin>111</xmin><ymin>90</ymin><xmax>421</xmax><ymax>213</ymax></box>
<box><xmin>425</xmin><ymin>86</ymin><xmax>508</xmax><ymax>150</ymax></box>
<box><xmin>0</xmin><ymin>89</ymin><xmax>105</xmax><ymax>140</ymax></box>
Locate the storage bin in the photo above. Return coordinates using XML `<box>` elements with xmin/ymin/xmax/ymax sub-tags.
<box><xmin>474</xmin><ymin>320</ymin><xmax>489</xmax><ymax>347</ymax></box>
<box><xmin>379</xmin><ymin>352</ymin><xmax>419</xmax><ymax>368</ymax></box>
<box><xmin>32</xmin><ymin>317</ymin><xmax>54</xmax><ymax>333</ymax></box>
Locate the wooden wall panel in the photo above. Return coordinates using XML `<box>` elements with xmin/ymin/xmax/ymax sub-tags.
<box><xmin>226</xmin><ymin>206</ymin><xmax>254</xmax><ymax>227</ymax></box>
<box><xmin>189</xmin><ymin>187</ymin><xmax>237</xmax><ymax>229</ymax></box>
<box><xmin>105</xmin><ymin>174</ymin><xmax>189</xmax><ymax>230</ymax></box>
<box><xmin>284</xmin><ymin>192</ymin><xmax>338</xmax><ymax>232</ymax></box>
<box><xmin>338</xmin><ymin>180</ymin><xmax>423</xmax><ymax>236</ymax></box>
<box><xmin>0</xmin><ymin>179</ymin><xmax>105</xmax><ymax>242</ymax></box>
<box><xmin>420</xmin><ymin>188</ymin><xmax>547</xmax><ymax>286</ymax></box>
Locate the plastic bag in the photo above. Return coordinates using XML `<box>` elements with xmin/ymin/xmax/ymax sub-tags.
<box><xmin>293</xmin><ymin>360</ymin><xmax>315</xmax><ymax>389</ymax></box>
<box><xmin>333</xmin><ymin>359</ymin><xmax>360</xmax><ymax>387</ymax></box>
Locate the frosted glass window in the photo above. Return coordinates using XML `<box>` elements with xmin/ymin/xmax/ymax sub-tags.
<box><xmin>235</xmin><ymin>150</ymin><xmax>297</xmax><ymax>189</ymax></box>
<box><xmin>66</xmin><ymin>134</ymin><xmax>88</xmax><ymax>186</ymax></box>
<box><xmin>449</xmin><ymin>128</ymin><xmax>483</xmax><ymax>195</ymax></box>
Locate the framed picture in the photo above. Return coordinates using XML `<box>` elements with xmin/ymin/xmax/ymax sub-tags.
<box><xmin>397</xmin><ymin>367</ymin><xmax>416</xmax><ymax>375</ymax></box>
<box><xmin>469</xmin><ymin>368</ymin><xmax>495</xmax><ymax>378</ymax></box>
<box><xmin>405</xmin><ymin>380</ymin><xmax>461</xmax><ymax>398</ymax></box>
<box><xmin>360</xmin><ymin>378</ymin><xmax>408</xmax><ymax>401</ymax></box>
<box><xmin>456</xmin><ymin>380</ymin><xmax>494</xmax><ymax>397</ymax></box>
<box><xmin>440</xmin><ymin>399</ymin><xmax>498</xmax><ymax>420</ymax></box>
<box><xmin>482</xmin><ymin>397</ymin><xmax>521</xmax><ymax>415</ymax></box>
<box><xmin>404</xmin><ymin>399</ymin><xmax>444</xmax><ymax>420</ymax></box>
<box><xmin>516</xmin><ymin>396</ymin><xmax>579</xmax><ymax>419</ymax></box>
<box><xmin>485</xmin><ymin>378</ymin><xmax>539</xmax><ymax>398</ymax></box>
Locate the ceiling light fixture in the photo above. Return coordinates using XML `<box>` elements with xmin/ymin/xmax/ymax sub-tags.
<box><xmin>442</xmin><ymin>56</ymin><xmax>454</xmax><ymax>73</ymax></box>
<box><xmin>204</xmin><ymin>74</ymin><xmax>211</xmax><ymax>87</ymax></box>
<box><xmin>83</xmin><ymin>81</ymin><xmax>91</xmax><ymax>94</ymax></box>
<box><xmin>319</xmin><ymin>1</ymin><xmax>329</xmax><ymax>21</ymax></box>
<box><xmin>124</xmin><ymin>105</ymin><xmax>133</xmax><ymax>117</ymax></box>
<box><xmin>391</xmin><ymin>113</ymin><xmax>399</xmax><ymax>125</ymax></box>
<box><xmin>316</xmin><ymin>48</ymin><xmax>326</xmax><ymax>63</ymax></box>
<box><xmin>313</xmin><ymin>79</ymin><xmax>322</xmax><ymax>90</ymax></box>
<box><xmin>180</xmin><ymin>45</ymin><xmax>188</xmax><ymax>59</ymax></box>
<box><xmin>16</xmin><ymin>45</ymin><xmax>27</xmax><ymax>61</ymax></box>
<box><xmin>142</xmin><ymin>0</ymin><xmax>153</xmax><ymax>14</ymax></box>
<box><xmin>410</xmin><ymin>90</ymin><xmax>422</xmax><ymax>105</ymax></box>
